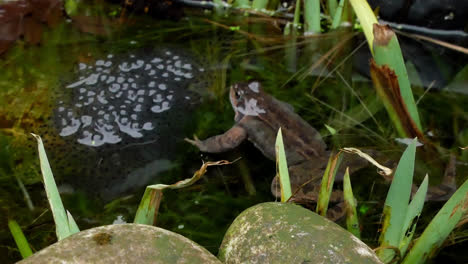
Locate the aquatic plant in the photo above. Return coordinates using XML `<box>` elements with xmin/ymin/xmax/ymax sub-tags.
<box><xmin>275</xmin><ymin>128</ymin><xmax>292</xmax><ymax>202</ymax></box>
<box><xmin>274</xmin><ymin>132</ymin><xmax>467</xmax><ymax>263</ymax></box>
<box><xmin>32</xmin><ymin>134</ymin><xmax>80</xmax><ymax>241</ymax></box>
<box><xmin>7</xmin><ymin>220</ymin><xmax>32</xmax><ymax>259</ymax></box>
<box><xmin>349</xmin><ymin>0</ymin><xmax>422</xmax><ymax>138</ymax></box>
<box><xmin>373</xmin><ymin>139</ymin><xmax>468</xmax><ymax>264</ymax></box>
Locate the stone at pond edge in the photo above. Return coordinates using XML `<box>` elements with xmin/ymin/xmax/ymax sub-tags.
<box><xmin>19</xmin><ymin>224</ymin><xmax>221</xmax><ymax>264</ymax></box>
<box><xmin>219</xmin><ymin>202</ymin><xmax>382</xmax><ymax>264</ymax></box>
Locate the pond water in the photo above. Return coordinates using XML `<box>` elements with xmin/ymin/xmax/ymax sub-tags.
<box><xmin>0</xmin><ymin>4</ymin><xmax>467</xmax><ymax>263</ymax></box>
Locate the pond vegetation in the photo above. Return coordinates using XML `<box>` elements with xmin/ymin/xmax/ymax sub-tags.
<box><xmin>1</xmin><ymin>0</ymin><xmax>467</xmax><ymax>263</ymax></box>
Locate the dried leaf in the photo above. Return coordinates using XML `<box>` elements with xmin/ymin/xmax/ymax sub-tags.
<box><xmin>341</xmin><ymin>147</ymin><xmax>393</xmax><ymax>177</ymax></box>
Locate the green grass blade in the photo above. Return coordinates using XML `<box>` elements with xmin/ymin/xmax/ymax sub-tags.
<box><xmin>32</xmin><ymin>133</ymin><xmax>78</xmax><ymax>240</ymax></box>
<box><xmin>134</xmin><ymin>160</ymin><xmax>231</xmax><ymax>225</ymax></box>
<box><xmin>64</xmin><ymin>0</ymin><xmax>78</xmax><ymax>16</ymax></box>
<box><xmin>233</xmin><ymin>0</ymin><xmax>250</xmax><ymax>8</ymax></box>
<box><xmin>331</xmin><ymin>0</ymin><xmax>345</xmax><ymax>29</ymax></box>
<box><xmin>373</xmin><ymin>24</ymin><xmax>422</xmax><ymax>131</ymax></box>
<box><xmin>284</xmin><ymin>23</ymin><xmax>298</xmax><ymax>71</ymax></box>
<box><xmin>399</xmin><ymin>174</ymin><xmax>428</xmax><ymax>257</ymax></box>
<box><xmin>15</xmin><ymin>175</ymin><xmax>34</xmax><ymax>211</ymax></box>
<box><xmin>378</xmin><ymin>138</ymin><xmax>417</xmax><ymax>262</ymax></box>
<box><xmin>252</xmin><ymin>0</ymin><xmax>269</xmax><ymax>10</ymax></box>
<box><xmin>348</xmin><ymin>0</ymin><xmax>378</xmax><ymax>53</ymax></box>
<box><xmin>316</xmin><ymin>152</ymin><xmax>342</xmax><ymax>217</ymax></box>
<box><xmin>276</xmin><ymin>128</ymin><xmax>292</xmax><ymax>202</ymax></box>
<box><xmin>402</xmin><ymin>178</ymin><xmax>468</xmax><ymax>264</ymax></box>
<box><xmin>134</xmin><ymin>188</ymin><xmax>162</xmax><ymax>225</ymax></box>
<box><xmin>325</xmin><ymin>96</ymin><xmax>383</xmax><ymax>137</ymax></box>
<box><xmin>67</xmin><ymin>210</ymin><xmax>80</xmax><ymax>234</ymax></box>
<box><xmin>304</xmin><ymin>0</ymin><xmax>321</xmax><ymax>34</ymax></box>
<box><xmin>293</xmin><ymin>0</ymin><xmax>301</xmax><ymax>27</ymax></box>
<box><xmin>8</xmin><ymin>220</ymin><xmax>33</xmax><ymax>258</ymax></box>
<box><xmin>328</xmin><ymin>0</ymin><xmax>338</xmax><ymax>18</ymax></box>
<box><xmin>343</xmin><ymin>167</ymin><xmax>361</xmax><ymax>238</ymax></box>
<box><xmin>324</xmin><ymin>124</ymin><xmax>337</xmax><ymax>135</ymax></box>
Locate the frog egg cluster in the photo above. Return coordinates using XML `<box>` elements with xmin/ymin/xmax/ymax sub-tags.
<box><xmin>55</xmin><ymin>50</ymin><xmax>203</xmax><ymax>147</ymax></box>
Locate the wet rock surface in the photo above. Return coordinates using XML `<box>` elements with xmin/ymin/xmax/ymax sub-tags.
<box><xmin>219</xmin><ymin>202</ymin><xmax>383</xmax><ymax>264</ymax></box>
<box><xmin>19</xmin><ymin>224</ymin><xmax>222</xmax><ymax>264</ymax></box>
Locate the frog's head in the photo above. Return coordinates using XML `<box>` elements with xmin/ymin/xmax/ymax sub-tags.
<box><xmin>229</xmin><ymin>81</ymin><xmax>266</xmax><ymax>122</ymax></box>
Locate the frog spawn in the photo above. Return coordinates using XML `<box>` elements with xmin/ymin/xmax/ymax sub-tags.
<box><xmin>51</xmin><ymin>49</ymin><xmax>203</xmax><ymax>199</ymax></box>
<box><xmin>55</xmin><ymin>50</ymin><xmax>202</xmax><ymax>147</ymax></box>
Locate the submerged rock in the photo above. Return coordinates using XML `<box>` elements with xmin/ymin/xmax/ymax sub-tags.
<box><xmin>19</xmin><ymin>224</ymin><xmax>221</xmax><ymax>264</ymax></box>
<box><xmin>219</xmin><ymin>202</ymin><xmax>382</xmax><ymax>264</ymax></box>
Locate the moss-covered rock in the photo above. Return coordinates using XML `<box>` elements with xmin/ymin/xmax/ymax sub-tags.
<box><xmin>19</xmin><ymin>224</ymin><xmax>221</xmax><ymax>264</ymax></box>
<box><xmin>219</xmin><ymin>202</ymin><xmax>382</xmax><ymax>264</ymax></box>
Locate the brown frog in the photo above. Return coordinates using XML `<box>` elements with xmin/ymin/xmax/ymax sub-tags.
<box><xmin>185</xmin><ymin>81</ymin><xmax>353</xmax><ymax>219</ymax></box>
<box><xmin>186</xmin><ymin>81</ymin><xmax>457</xmax><ymax>219</ymax></box>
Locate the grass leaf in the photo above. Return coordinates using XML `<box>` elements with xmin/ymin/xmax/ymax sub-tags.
<box><xmin>134</xmin><ymin>160</ymin><xmax>232</xmax><ymax>225</ymax></box>
<box><xmin>343</xmin><ymin>167</ymin><xmax>361</xmax><ymax>238</ymax></box>
<box><xmin>378</xmin><ymin>138</ymin><xmax>417</xmax><ymax>262</ymax></box>
<box><xmin>252</xmin><ymin>0</ymin><xmax>268</xmax><ymax>10</ymax></box>
<box><xmin>275</xmin><ymin>128</ymin><xmax>292</xmax><ymax>202</ymax></box>
<box><xmin>134</xmin><ymin>188</ymin><xmax>163</xmax><ymax>225</ymax></box>
<box><xmin>348</xmin><ymin>0</ymin><xmax>378</xmax><ymax>53</ymax></box>
<box><xmin>403</xmin><ymin>178</ymin><xmax>468</xmax><ymax>264</ymax></box>
<box><xmin>316</xmin><ymin>152</ymin><xmax>342</xmax><ymax>217</ymax></box>
<box><xmin>8</xmin><ymin>220</ymin><xmax>33</xmax><ymax>258</ymax></box>
<box><xmin>328</xmin><ymin>0</ymin><xmax>338</xmax><ymax>18</ymax></box>
<box><xmin>369</xmin><ymin>60</ymin><xmax>424</xmax><ymax>139</ymax></box>
<box><xmin>304</xmin><ymin>0</ymin><xmax>321</xmax><ymax>34</ymax></box>
<box><xmin>373</xmin><ymin>24</ymin><xmax>422</xmax><ymax>131</ymax></box>
<box><xmin>66</xmin><ymin>210</ymin><xmax>80</xmax><ymax>234</ymax></box>
<box><xmin>331</xmin><ymin>0</ymin><xmax>345</xmax><ymax>29</ymax></box>
<box><xmin>32</xmin><ymin>133</ymin><xmax>78</xmax><ymax>240</ymax></box>
<box><xmin>399</xmin><ymin>174</ymin><xmax>428</xmax><ymax>256</ymax></box>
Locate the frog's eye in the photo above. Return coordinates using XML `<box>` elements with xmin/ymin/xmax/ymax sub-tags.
<box><xmin>235</xmin><ymin>90</ymin><xmax>243</xmax><ymax>100</ymax></box>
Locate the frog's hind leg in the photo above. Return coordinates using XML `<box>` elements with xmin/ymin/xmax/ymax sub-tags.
<box><xmin>326</xmin><ymin>201</ymin><xmax>347</xmax><ymax>222</ymax></box>
<box><xmin>185</xmin><ymin>125</ymin><xmax>247</xmax><ymax>153</ymax></box>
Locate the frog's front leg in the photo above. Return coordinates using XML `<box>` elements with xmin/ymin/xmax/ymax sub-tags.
<box><xmin>185</xmin><ymin>125</ymin><xmax>247</xmax><ymax>153</ymax></box>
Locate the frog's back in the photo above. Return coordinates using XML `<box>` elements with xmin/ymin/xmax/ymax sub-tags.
<box><xmin>243</xmin><ymin>93</ymin><xmax>327</xmax><ymax>164</ymax></box>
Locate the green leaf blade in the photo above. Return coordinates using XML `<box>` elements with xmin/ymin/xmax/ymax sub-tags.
<box><xmin>348</xmin><ymin>0</ymin><xmax>378</xmax><ymax>53</ymax></box>
<box><xmin>343</xmin><ymin>167</ymin><xmax>361</xmax><ymax>238</ymax></box>
<box><xmin>403</xmin><ymin>178</ymin><xmax>468</xmax><ymax>264</ymax></box>
<box><xmin>399</xmin><ymin>174</ymin><xmax>428</xmax><ymax>256</ymax></box>
<box><xmin>275</xmin><ymin>128</ymin><xmax>292</xmax><ymax>202</ymax></box>
<box><xmin>378</xmin><ymin>139</ymin><xmax>417</xmax><ymax>261</ymax></box>
<box><xmin>373</xmin><ymin>25</ymin><xmax>422</xmax><ymax>130</ymax></box>
<box><xmin>32</xmin><ymin>133</ymin><xmax>76</xmax><ymax>240</ymax></box>
<box><xmin>316</xmin><ymin>152</ymin><xmax>342</xmax><ymax>217</ymax></box>
<box><xmin>8</xmin><ymin>220</ymin><xmax>33</xmax><ymax>259</ymax></box>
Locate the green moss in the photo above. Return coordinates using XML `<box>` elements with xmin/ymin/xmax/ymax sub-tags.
<box><xmin>220</xmin><ymin>202</ymin><xmax>382</xmax><ymax>264</ymax></box>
